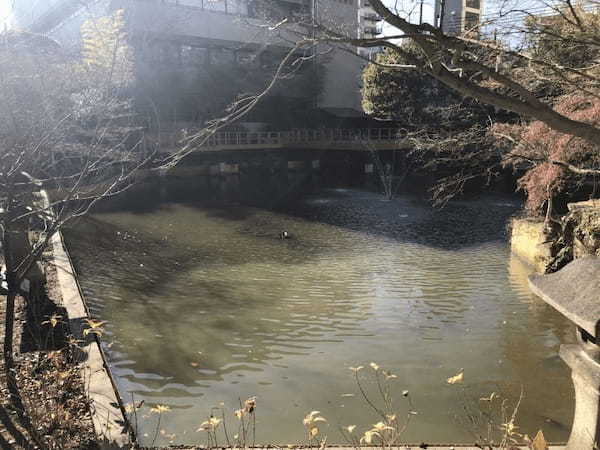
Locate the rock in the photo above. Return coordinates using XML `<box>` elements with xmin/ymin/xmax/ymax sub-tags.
<box><xmin>568</xmin><ymin>199</ymin><xmax>600</xmax><ymax>211</ymax></box>
<box><xmin>510</xmin><ymin>218</ymin><xmax>554</xmax><ymax>273</ymax></box>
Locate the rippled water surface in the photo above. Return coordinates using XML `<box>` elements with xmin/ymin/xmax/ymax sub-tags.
<box><xmin>66</xmin><ymin>189</ymin><xmax>574</xmax><ymax>446</ymax></box>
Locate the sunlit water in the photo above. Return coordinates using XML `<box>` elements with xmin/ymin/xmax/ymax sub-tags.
<box><xmin>65</xmin><ymin>189</ymin><xmax>574</xmax><ymax>446</ymax></box>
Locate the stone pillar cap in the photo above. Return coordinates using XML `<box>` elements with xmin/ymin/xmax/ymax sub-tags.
<box><xmin>528</xmin><ymin>257</ymin><xmax>600</xmax><ymax>339</ymax></box>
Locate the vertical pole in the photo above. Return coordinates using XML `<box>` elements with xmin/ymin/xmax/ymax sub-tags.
<box><xmin>419</xmin><ymin>0</ymin><xmax>424</xmax><ymax>24</ymax></box>
<box><xmin>311</xmin><ymin>0</ymin><xmax>318</xmax><ymax>109</ymax></box>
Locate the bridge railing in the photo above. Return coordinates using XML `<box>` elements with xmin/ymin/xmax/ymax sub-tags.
<box><xmin>155</xmin><ymin>128</ymin><xmax>404</xmax><ymax>150</ymax></box>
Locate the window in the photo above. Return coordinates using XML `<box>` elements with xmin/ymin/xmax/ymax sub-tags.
<box><xmin>181</xmin><ymin>45</ymin><xmax>208</xmax><ymax>66</ymax></box>
<box><xmin>464</xmin><ymin>12</ymin><xmax>479</xmax><ymax>31</ymax></box>
<box><xmin>465</xmin><ymin>0</ymin><xmax>480</xmax><ymax>9</ymax></box>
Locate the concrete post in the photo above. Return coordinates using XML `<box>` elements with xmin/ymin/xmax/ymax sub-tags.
<box><xmin>560</xmin><ymin>333</ymin><xmax>600</xmax><ymax>450</ymax></box>
<box><xmin>528</xmin><ymin>258</ymin><xmax>600</xmax><ymax>450</ymax></box>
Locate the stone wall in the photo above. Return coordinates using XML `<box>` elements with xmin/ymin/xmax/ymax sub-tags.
<box><xmin>510</xmin><ymin>200</ymin><xmax>600</xmax><ymax>273</ymax></box>
<box><xmin>510</xmin><ymin>217</ymin><xmax>553</xmax><ymax>273</ymax></box>
<box><xmin>567</xmin><ymin>201</ymin><xmax>600</xmax><ymax>259</ymax></box>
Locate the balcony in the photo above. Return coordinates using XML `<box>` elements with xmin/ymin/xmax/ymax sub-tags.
<box><xmin>362</xmin><ymin>12</ymin><xmax>381</xmax><ymax>21</ymax></box>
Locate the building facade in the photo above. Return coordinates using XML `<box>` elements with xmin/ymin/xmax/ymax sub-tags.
<box><xmin>434</xmin><ymin>0</ymin><xmax>482</xmax><ymax>35</ymax></box>
<box><xmin>356</xmin><ymin>0</ymin><xmax>382</xmax><ymax>59</ymax></box>
<box><xmin>13</xmin><ymin>0</ymin><xmax>374</xmax><ymax>125</ymax></box>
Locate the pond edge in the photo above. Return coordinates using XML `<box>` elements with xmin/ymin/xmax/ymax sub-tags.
<box><xmin>42</xmin><ymin>191</ymin><xmax>131</xmax><ymax>448</ymax></box>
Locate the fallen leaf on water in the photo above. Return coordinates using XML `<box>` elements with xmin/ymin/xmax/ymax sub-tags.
<box><xmin>447</xmin><ymin>370</ymin><xmax>464</xmax><ymax>384</ymax></box>
<box><xmin>480</xmin><ymin>392</ymin><xmax>497</xmax><ymax>402</ymax></box>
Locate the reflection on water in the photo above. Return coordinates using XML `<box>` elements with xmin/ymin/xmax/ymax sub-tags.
<box><xmin>65</xmin><ymin>189</ymin><xmax>574</xmax><ymax>446</ymax></box>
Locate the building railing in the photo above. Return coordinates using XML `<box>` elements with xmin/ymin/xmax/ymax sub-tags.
<box><xmin>155</xmin><ymin>128</ymin><xmax>405</xmax><ymax>150</ymax></box>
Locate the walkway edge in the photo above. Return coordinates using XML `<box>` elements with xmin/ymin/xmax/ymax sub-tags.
<box><xmin>42</xmin><ymin>191</ymin><xmax>131</xmax><ymax>448</ymax></box>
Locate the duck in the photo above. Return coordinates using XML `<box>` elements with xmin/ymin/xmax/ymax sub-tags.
<box><xmin>279</xmin><ymin>231</ymin><xmax>290</xmax><ymax>239</ymax></box>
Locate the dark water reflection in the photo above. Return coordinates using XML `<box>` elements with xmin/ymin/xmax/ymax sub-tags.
<box><xmin>65</xmin><ymin>188</ymin><xmax>574</xmax><ymax>446</ymax></box>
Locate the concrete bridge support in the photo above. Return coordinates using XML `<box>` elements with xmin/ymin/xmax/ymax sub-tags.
<box><xmin>364</xmin><ymin>163</ymin><xmax>377</xmax><ymax>189</ymax></box>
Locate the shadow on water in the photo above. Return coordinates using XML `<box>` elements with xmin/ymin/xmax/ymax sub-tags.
<box><xmin>98</xmin><ymin>176</ymin><xmax>521</xmax><ymax>251</ymax></box>
<box><xmin>64</xmin><ymin>212</ymin><xmax>365</xmax><ymax>388</ymax></box>
<box><xmin>275</xmin><ymin>188</ymin><xmax>522</xmax><ymax>250</ymax></box>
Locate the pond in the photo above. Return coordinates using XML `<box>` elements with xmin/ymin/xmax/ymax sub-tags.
<box><xmin>65</xmin><ymin>187</ymin><xmax>574</xmax><ymax>447</ymax></box>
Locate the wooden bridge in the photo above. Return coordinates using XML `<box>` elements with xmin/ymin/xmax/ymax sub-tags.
<box><xmin>157</xmin><ymin>128</ymin><xmax>409</xmax><ymax>152</ymax></box>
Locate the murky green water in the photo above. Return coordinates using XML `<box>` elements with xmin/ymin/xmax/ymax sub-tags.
<box><xmin>66</xmin><ymin>188</ymin><xmax>574</xmax><ymax>446</ymax></box>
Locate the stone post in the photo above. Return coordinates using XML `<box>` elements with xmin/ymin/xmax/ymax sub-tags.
<box><xmin>529</xmin><ymin>258</ymin><xmax>600</xmax><ymax>450</ymax></box>
<box><xmin>559</xmin><ymin>332</ymin><xmax>600</xmax><ymax>450</ymax></box>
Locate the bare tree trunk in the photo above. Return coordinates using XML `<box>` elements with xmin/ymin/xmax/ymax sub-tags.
<box><xmin>545</xmin><ymin>195</ymin><xmax>553</xmax><ymax>226</ymax></box>
<box><xmin>2</xmin><ymin>290</ymin><xmax>15</xmax><ymax>370</ymax></box>
<box><xmin>2</xmin><ymin>226</ymin><xmax>17</xmax><ymax>372</ymax></box>
<box><xmin>370</xmin><ymin>149</ymin><xmax>411</xmax><ymax>200</ymax></box>
<box><xmin>0</xmin><ymin>428</ymin><xmax>14</xmax><ymax>450</ymax></box>
<box><xmin>0</xmin><ymin>404</ymin><xmax>34</xmax><ymax>450</ymax></box>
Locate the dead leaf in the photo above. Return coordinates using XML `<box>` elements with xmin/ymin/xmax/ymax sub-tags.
<box><xmin>531</xmin><ymin>430</ymin><xmax>548</xmax><ymax>450</ymax></box>
<box><xmin>447</xmin><ymin>370</ymin><xmax>464</xmax><ymax>384</ymax></box>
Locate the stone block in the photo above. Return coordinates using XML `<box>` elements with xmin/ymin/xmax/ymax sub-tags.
<box><xmin>510</xmin><ymin>218</ymin><xmax>553</xmax><ymax>273</ymax></box>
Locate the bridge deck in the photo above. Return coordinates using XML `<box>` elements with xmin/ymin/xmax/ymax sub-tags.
<box><xmin>153</xmin><ymin>128</ymin><xmax>410</xmax><ymax>153</ymax></box>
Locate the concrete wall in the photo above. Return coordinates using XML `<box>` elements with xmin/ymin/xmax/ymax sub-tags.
<box><xmin>315</xmin><ymin>0</ymin><xmax>363</xmax><ymax>110</ymax></box>
<box><xmin>510</xmin><ymin>218</ymin><xmax>552</xmax><ymax>273</ymax></box>
<box><xmin>115</xmin><ymin>0</ymin><xmax>285</xmax><ymax>46</ymax></box>
<box><xmin>318</xmin><ymin>50</ymin><xmax>363</xmax><ymax>110</ymax></box>
<box><xmin>13</xmin><ymin>0</ymin><xmax>111</xmax><ymax>51</ymax></box>
<box><xmin>12</xmin><ymin>0</ymin><xmax>65</xmax><ymax>29</ymax></box>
